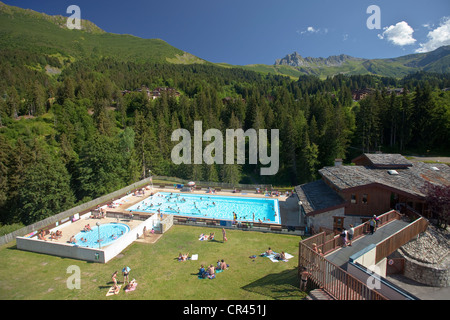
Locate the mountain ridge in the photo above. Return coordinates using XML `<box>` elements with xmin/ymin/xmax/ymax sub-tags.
<box><xmin>1</xmin><ymin>1</ymin><xmax>449</xmax><ymax>79</ymax></box>
<box><xmin>270</xmin><ymin>46</ymin><xmax>450</xmax><ymax>79</ymax></box>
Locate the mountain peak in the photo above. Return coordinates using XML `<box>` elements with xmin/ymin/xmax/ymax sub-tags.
<box><xmin>274</xmin><ymin>52</ymin><xmax>361</xmax><ymax>68</ymax></box>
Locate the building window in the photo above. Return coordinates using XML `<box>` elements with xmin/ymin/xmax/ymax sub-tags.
<box><xmin>351</xmin><ymin>194</ymin><xmax>357</xmax><ymax>204</ymax></box>
<box><xmin>362</xmin><ymin>194</ymin><xmax>368</xmax><ymax>204</ymax></box>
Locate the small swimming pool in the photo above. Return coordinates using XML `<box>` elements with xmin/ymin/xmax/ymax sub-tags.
<box><xmin>74</xmin><ymin>223</ymin><xmax>130</xmax><ymax>248</ymax></box>
<box><xmin>127</xmin><ymin>192</ymin><xmax>280</xmax><ymax>224</ymax></box>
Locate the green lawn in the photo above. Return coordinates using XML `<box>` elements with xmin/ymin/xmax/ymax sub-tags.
<box><xmin>0</xmin><ymin>225</ymin><xmax>306</xmax><ymax>300</ymax></box>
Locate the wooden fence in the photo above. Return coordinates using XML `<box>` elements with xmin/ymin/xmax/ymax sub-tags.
<box><xmin>375</xmin><ymin>216</ymin><xmax>428</xmax><ymax>264</ymax></box>
<box><xmin>302</xmin><ymin>210</ymin><xmax>401</xmax><ymax>256</ymax></box>
<box><xmin>298</xmin><ymin>209</ymin><xmax>429</xmax><ymax>300</ymax></box>
<box><xmin>298</xmin><ymin>242</ymin><xmax>387</xmax><ymax>300</ymax></box>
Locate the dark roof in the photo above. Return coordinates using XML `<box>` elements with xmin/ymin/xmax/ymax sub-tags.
<box><xmin>352</xmin><ymin>153</ymin><xmax>413</xmax><ymax>168</ymax></box>
<box><xmin>319</xmin><ymin>161</ymin><xmax>450</xmax><ymax>198</ymax></box>
<box><xmin>295</xmin><ymin>180</ymin><xmax>345</xmax><ymax>215</ymax></box>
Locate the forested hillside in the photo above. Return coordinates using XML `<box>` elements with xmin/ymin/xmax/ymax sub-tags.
<box><xmin>1</xmin><ymin>2</ymin><xmax>450</xmax><ymax>229</ymax></box>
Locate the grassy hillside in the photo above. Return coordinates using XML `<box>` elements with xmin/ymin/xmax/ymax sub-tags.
<box><xmin>0</xmin><ymin>225</ymin><xmax>305</xmax><ymax>300</ymax></box>
<box><xmin>1</xmin><ymin>1</ymin><xmax>448</xmax><ymax>80</ymax></box>
<box><xmin>0</xmin><ymin>1</ymin><xmax>205</xmax><ymax>67</ymax></box>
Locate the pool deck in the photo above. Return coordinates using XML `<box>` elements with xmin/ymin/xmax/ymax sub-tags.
<box><xmin>106</xmin><ymin>186</ymin><xmax>300</xmax><ymax>226</ymax></box>
<box><xmin>37</xmin><ymin>216</ymin><xmax>143</xmax><ymax>245</ymax></box>
<box><xmin>33</xmin><ymin>186</ymin><xmax>301</xmax><ymax>245</ymax></box>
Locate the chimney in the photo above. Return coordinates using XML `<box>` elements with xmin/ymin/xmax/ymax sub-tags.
<box><xmin>334</xmin><ymin>159</ymin><xmax>343</xmax><ymax>167</ymax></box>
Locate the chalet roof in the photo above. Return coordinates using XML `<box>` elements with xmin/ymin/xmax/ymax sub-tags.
<box><xmin>352</xmin><ymin>153</ymin><xmax>413</xmax><ymax>168</ymax></box>
<box><xmin>319</xmin><ymin>161</ymin><xmax>450</xmax><ymax>199</ymax></box>
<box><xmin>295</xmin><ymin>180</ymin><xmax>345</xmax><ymax>215</ymax></box>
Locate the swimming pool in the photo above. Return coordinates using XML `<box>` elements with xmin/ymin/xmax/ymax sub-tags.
<box><xmin>74</xmin><ymin>223</ymin><xmax>130</xmax><ymax>248</ymax></box>
<box><xmin>127</xmin><ymin>192</ymin><xmax>280</xmax><ymax>224</ymax></box>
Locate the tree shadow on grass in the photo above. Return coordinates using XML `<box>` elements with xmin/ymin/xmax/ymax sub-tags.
<box><xmin>241</xmin><ymin>268</ymin><xmax>307</xmax><ymax>300</ymax></box>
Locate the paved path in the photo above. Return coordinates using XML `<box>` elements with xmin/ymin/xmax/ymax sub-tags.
<box><xmin>324</xmin><ymin>219</ymin><xmax>410</xmax><ymax>269</ymax></box>
<box><xmin>386</xmin><ymin>274</ymin><xmax>450</xmax><ymax>300</ymax></box>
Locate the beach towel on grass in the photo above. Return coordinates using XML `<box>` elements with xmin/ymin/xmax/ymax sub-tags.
<box><xmin>125</xmin><ymin>282</ymin><xmax>138</xmax><ymax>293</ymax></box>
<box><xmin>261</xmin><ymin>252</ymin><xmax>294</xmax><ymax>263</ymax></box>
<box><xmin>106</xmin><ymin>285</ymin><xmax>122</xmax><ymax>296</ymax></box>
<box><xmin>198</xmin><ymin>269</ymin><xmax>223</xmax><ymax>279</ymax></box>
<box><xmin>191</xmin><ymin>254</ymin><xmax>198</xmax><ymax>260</ymax></box>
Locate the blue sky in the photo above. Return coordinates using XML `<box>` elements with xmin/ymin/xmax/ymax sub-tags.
<box><xmin>3</xmin><ymin>0</ymin><xmax>450</xmax><ymax>65</ymax></box>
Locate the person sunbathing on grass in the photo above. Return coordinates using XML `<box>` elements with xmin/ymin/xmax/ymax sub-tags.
<box><xmin>220</xmin><ymin>259</ymin><xmax>228</xmax><ymax>270</ymax></box>
<box><xmin>275</xmin><ymin>251</ymin><xmax>286</xmax><ymax>261</ymax></box>
<box><xmin>125</xmin><ymin>279</ymin><xmax>137</xmax><ymax>291</ymax></box>
<box><xmin>178</xmin><ymin>253</ymin><xmax>189</xmax><ymax>261</ymax></box>
<box><xmin>198</xmin><ymin>265</ymin><xmax>207</xmax><ymax>278</ymax></box>
<box><xmin>207</xmin><ymin>265</ymin><xmax>215</xmax><ymax>279</ymax></box>
<box><xmin>199</xmin><ymin>233</ymin><xmax>211</xmax><ymax>241</ymax></box>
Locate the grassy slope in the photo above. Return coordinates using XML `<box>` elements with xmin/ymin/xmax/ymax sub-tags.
<box><xmin>0</xmin><ymin>225</ymin><xmax>305</xmax><ymax>300</ymax></box>
<box><xmin>0</xmin><ymin>3</ymin><xmax>193</xmax><ymax>65</ymax></box>
<box><xmin>1</xmin><ymin>1</ymin><xmax>448</xmax><ymax>80</ymax></box>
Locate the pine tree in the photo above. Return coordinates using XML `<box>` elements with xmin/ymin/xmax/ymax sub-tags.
<box><xmin>17</xmin><ymin>146</ymin><xmax>75</xmax><ymax>225</ymax></box>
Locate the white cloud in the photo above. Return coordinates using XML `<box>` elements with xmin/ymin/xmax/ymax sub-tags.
<box><xmin>422</xmin><ymin>23</ymin><xmax>434</xmax><ymax>30</ymax></box>
<box><xmin>378</xmin><ymin>21</ymin><xmax>416</xmax><ymax>46</ymax></box>
<box><xmin>297</xmin><ymin>26</ymin><xmax>328</xmax><ymax>35</ymax></box>
<box><xmin>416</xmin><ymin>17</ymin><xmax>450</xmax><ymax>53</ymax></box>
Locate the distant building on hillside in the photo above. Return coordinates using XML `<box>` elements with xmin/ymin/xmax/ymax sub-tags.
<box><xmin>386</xmin><ymin>87</ymin><xmax>405</xmax><ymax>96</ymax></box>
<box><xmin>150</xmin><ymin>87</ymin><xmax>181</xmax><ymax>99</ymax></box>
<box><xmin>222</xmin><ymin>97</ymin><xmax>246</xmax><ymax>104</ymax></box>
<box><xmin>122</xmin><ymin>86</ymin><xmax>180</xmax><ymax>99</ymax></box>
<box><xmin>295</xmin><ymin>153</ymin><xmax>450</xmax><ymax>233</ymax></box>
<box><xmin>351</xmin><ymin>88</ymin><xmax>373</xmax><ymax>101</ymax></box>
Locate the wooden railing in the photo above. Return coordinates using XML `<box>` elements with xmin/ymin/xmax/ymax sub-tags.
<box><xmin>302</xmin><ymin>210</ymin><xmax>401</xmax><ymax>256</ymax></box>
<box><xmin>298</xmin><ymin>209</ymin><xmax>428</xmax><ymax>300</ymax></box>
<box><xmin>375</xmin><ymin>216</ymin><xmax>428</xmax><ymax>264</ymax></box>
<box><xmin>298</xmin><ymin>242</ymin><xmax>387</xmax><ymax>300</ymax></box>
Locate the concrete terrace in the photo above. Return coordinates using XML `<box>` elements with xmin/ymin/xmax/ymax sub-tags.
<box><xmin>108</xmin><ymin>186</ymin><xmax>301</xmax><ymax>228</ymax></box>
<box><xmin>324</xmin><ymin>219</ymin><xmax>410</xmax><ymax>269</ymax></box>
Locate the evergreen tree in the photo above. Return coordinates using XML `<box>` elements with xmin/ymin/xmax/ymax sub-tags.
<box><xmin>17</xmin><ymin>146</ymin><xmax>75</xmax><ymax>225</ymax></box>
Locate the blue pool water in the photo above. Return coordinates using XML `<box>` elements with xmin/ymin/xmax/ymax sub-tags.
<box><xmin>127</xmin><ymin>192</ymin><xmax>280</xmax><ymax>224</ymax></box>
<box><xmin>74</xmin><ymin>223</ymin><xmax>130</xmax><ymax>248</ymax></box>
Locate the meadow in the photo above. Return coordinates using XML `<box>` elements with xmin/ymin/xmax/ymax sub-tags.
<box><xmin>0</xmin><ymin>225</ymin><xmax>306</xmax><ymax>300</ymax></box>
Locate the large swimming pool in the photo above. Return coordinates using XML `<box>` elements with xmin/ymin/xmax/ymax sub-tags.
<box><xmin>127</xmin><ymin>192</ymin><xmax>280</xmax><ymax>224</ymax></box>
<box><xmin>74</xmin><ymin>223</ymin><xmax>130</xmax><ymax>248</ymax></box>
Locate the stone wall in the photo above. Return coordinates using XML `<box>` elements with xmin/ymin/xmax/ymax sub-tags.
<box><xmin>308</xmin><ymin>207</ymin><xmax>345</xmax><ymax>231</ymax></box>
<box><xmin>396</xmin><ymin>248</ymin><xmax>449</xmax><ymax>287</ymax></box>
<box><xmin>392</xmin><ymin>225</ymin><xmax>450</xmax><ymax>287</ymax></box>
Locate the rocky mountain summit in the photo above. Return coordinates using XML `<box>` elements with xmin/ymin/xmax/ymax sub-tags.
<box><xmin>274</xmin><ymin>52</ymin><xmax>362</xmax><ymax>68</ymax></box>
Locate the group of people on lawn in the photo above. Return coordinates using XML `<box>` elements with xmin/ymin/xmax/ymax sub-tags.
<box><xmin>198</xmin><ymin>259</ymin><xmax>229</xmax><ymax>279</ymax></box>
<box><xmin>263</xmin><ymin>247</ymin><xmax>287</xmax><ymax>260</ymax></box>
